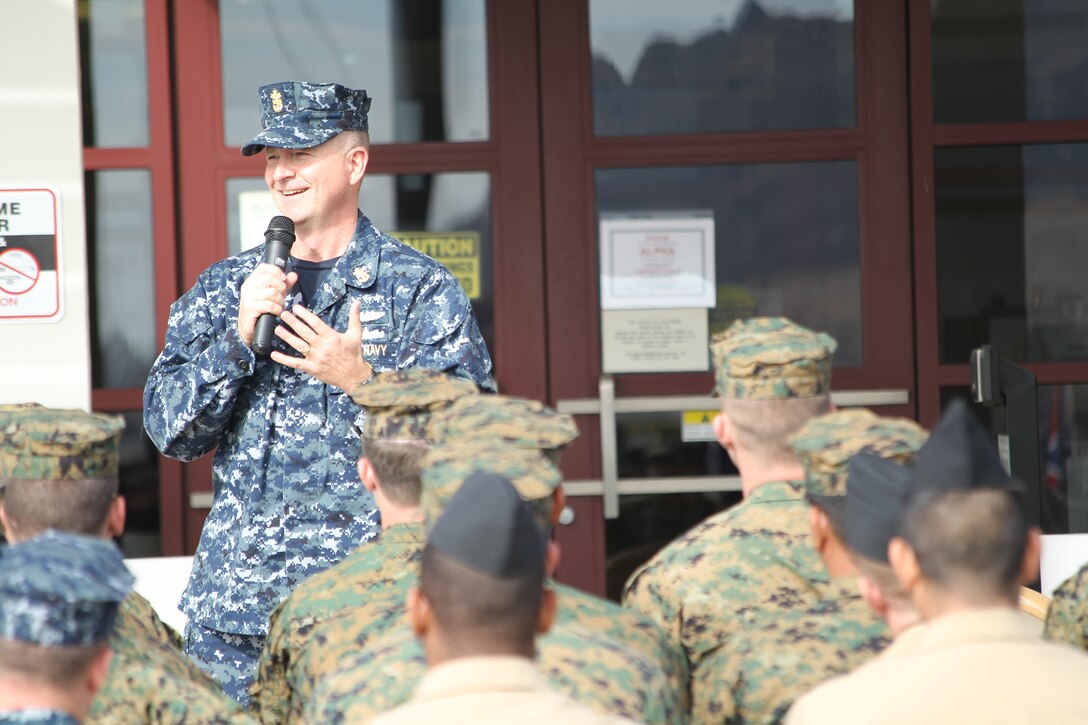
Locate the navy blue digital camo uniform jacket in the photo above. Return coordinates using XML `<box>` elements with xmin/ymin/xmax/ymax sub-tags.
<box><xmin>143</xmin><ymin>212</ymin><xmax>494</xmax><ymax>637</ymax></box>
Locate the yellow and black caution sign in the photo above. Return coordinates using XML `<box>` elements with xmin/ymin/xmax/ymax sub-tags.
<box><xmin>395</xmin><ymin>231</ymin><xmax>481</xmax><ymax>300</ymax></box>
<box><xmin>681</xmin><ymin>410</ymin><xmax>719</xmax><ymax>442</ymax></box>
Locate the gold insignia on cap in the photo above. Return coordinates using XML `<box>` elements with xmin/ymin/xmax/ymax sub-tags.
<box><xmin>270</xmin><ymin>88</ymin><xmax>284</xmax><ymax>113</ymax></box>
<box><xmin>353</xmin><ymin>266</ymin><xmax>372</xmax><ymax>284</ymax></box>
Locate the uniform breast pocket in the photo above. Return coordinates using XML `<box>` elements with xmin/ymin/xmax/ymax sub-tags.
<box><xmin>357</xmin><ymin>301</ymin><xmax>400</xmax><ymax>372</ymax></box>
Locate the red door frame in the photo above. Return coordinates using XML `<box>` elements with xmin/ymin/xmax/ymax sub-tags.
<box><xmin>538</xmin><ymin>1</ymin><xmax>916</xmax><ymax>593</ymax></box>
<box><xmin>169</xmin><ymin>0</ymin><xmax>549</xmax><ymax>551</ymax></box>
<box><xmin>85</xmin><ymin>0</ymin><xmax>185</xmax><ymax>555</ymax></box>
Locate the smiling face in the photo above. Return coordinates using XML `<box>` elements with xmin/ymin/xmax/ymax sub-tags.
<box><xmin>263</xmin><ymin>135</ymin><xmax>369</xmax><ymax>231</ymax></box>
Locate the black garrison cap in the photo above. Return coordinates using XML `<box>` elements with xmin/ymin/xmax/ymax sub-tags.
<box><xmin>912</xmin><ymin>398</ymin><xmax>1018</xmax><ymax>494</ymax></box>
<box><xmin>845</xmin><ymin>453</ymin><xmax>914</xmax><ymax>563</ymax></box>
<box><xmin>427</xmin><ymin>471</ymin><xmax>547</xmax><ymax>578</ymax></box>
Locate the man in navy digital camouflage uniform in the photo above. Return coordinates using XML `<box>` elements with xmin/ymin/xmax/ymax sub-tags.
<box><xmin>142</xmin><ymin>81</ymin><xmax>494</xmax><ymax>704</ymax></box>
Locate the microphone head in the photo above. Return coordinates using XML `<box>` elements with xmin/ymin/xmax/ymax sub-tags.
<box><xmin>265</xmin><ymin>215</ymin><xmax>296</xmax><ymax>246</ymax></box>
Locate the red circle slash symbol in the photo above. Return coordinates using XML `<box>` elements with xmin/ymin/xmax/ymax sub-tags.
<box><xmin>0</xmin><ymin>249</ymin><xmax>40</xmax><ymax>295</ymax></box>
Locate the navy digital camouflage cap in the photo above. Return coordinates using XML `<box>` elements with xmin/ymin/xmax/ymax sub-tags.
<box><xmin>241</xmin><ymin>81</ymin><xmax>371</xmax><ymax>157</ymax></box>
<box><xmin>0</xmin><ymin>530</ymin><xmax>133</xmax><ymax>647</ymax></box>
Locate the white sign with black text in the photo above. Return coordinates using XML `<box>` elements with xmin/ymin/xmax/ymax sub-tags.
<box><xmin>599</xmin><ymin>212</ymin><xmax>716</xmax><ymax>310</ymax></box>
<box><xmin>0</xmin><ymin>188</ymin><xmax>62</xmax><ymax>323</ymax></box>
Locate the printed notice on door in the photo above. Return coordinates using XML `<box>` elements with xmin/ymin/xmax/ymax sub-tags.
<box><xmin>601</xmin><ymin>308</ymin><xmax>709</xmax><ymax>373</ymax></box>
<box><xmin>599</xmin><ymin>212</ymin><xmax>715</xmax><ymax>310</ymax></box>
<box><xmin>0</xmin><ymin>188</ymin><xmax>62</xmax><ymax>323</ymax></box>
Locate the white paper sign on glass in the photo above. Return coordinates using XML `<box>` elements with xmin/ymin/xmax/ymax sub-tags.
<box><xmin>601</xmin><ymin>308</ymin><xmax>709</xmax><ymax>373</ymax></box>
<box><xmin>599</xmin><ymin>212</ymin><xmax>716</xmax><ymax>310</ymax></box>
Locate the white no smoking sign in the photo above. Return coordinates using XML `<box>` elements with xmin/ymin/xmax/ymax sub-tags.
<box><xmin>0</xmin><ymin>188</ymin><xmax>62</xmax><ymax>322</ymax></box>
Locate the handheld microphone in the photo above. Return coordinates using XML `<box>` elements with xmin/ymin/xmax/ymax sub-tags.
<box><xmin>252</xmin><ymin>215</ymin><xmax>296</xmax><ymax>357</ymax></box>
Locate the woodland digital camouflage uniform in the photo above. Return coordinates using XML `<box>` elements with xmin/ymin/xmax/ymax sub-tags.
<box><xmin>0</xmin><ymin>405</ymin><xmax>247</xmax><ymax>724</ymax></box>
<box><xmin>788</xmin><ymin>409</ymin><xmax>929</xmax><ymax>500</ymax></box>
<box><xmin>430</xmin><ymin>394</ymin><xmax>580</xmax><ymax>463</ymax></box>
<box><xmin>303</xmin><ymin>584</ymin><xmax>683</xmax><ymax>725</ymax></box>
<box><xmin>0</xmin><ymin>404</ymin><xmax>122</xmax><ymax>481</ymax></box>
<box><xmin>709</xmin><ymin>317</ymin><xmax>835</xmax><ymax>400</ymax></box>
<box><xmin>686</xmin><ymin>409</ymin><xmax>924</xmax><ymax>724</ymax></box>
<box><xmin>1044</xmin><ymin>562</ymin><xmax>1088</xmax><ymax>649</ymax></box>
<box><xmin>623</xmin><ymin>317</ymin><xmax>836</xmax><ymax>672</ymax></box>
<box><xmin>303</xmin><ymin>442</ymin><xmax>686</xmax><ymax>724</ymax></box>
<box><xmin>251</xmin><ymin>370</ymin><xmax>474</xmax><ymax>723</ymax></box>
<box><xmin>692</xmin><ymin>579</ymin><xmax>889</xmax><ymax>725</ymax></box>
<box><xmin>91</xmin><ymin>593</ymin><xmax>255</xmax><ymax>724</ymax></box>
<box><xmin>144</xmin><ymin>80</ymin><xmax>494</xmax><ymax>642</ymax></box>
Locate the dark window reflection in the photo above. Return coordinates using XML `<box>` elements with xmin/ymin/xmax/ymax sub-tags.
<box><xmin>935</xmin><ymin>144</ymin><xmax>1088</xmax><ymax>364</ymax></box>
<box><xmin>219</xmin><ymin>0</ymin><xmax>489</xmax><ymax>146</ymax></box>
<box><xmin>86</xmin><ymin>171</ymin><xmax>157</xmax><ymax>389</ymax></box>
<box><xmin>596</xmin><ymin>161</ymin><xmax>862</xmax><ymax>366</ymax></box>
<box><xmin>226</xmin><ymin>172</ymin><xmax>495</xmax><ymax>363</ymax></box>
<box><xmin>941</xmin><ymin>384</ymin><xmax>1088</xmax><ymax>538</ymax></box>
<box><xmin>590</xmin><ymin>0</ymin><xmax>855</xmax><ymax>136</ymax></box>
<box><xmin>109</xmin><ymin>410</ymin><xmax>161</xmax><ymax>557</ymax></box>
<box><xmin>606</xmin><ymin>411</ymin><xmax>739</xmax><ymax>600</ymax></box>
<box><xmin>932</xmin><ymin>0</ymin><xmax>1088</xmax><ymax>124</ymax></box>
<box><xmin>606</xmin><ymin>492</ymin><xmax>740</xmax><ymax>601</ymax></box>
<box><xmin>78</xmin><ymin>0</ymin><xmax>149</xmax><ymax>147</ymax></box>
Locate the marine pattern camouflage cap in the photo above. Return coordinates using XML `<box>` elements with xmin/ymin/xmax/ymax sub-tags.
<box><xmin>431</xmin><ymin>395</ymin><xmax>579</xmax><ymax>455</ymax></box>
<box><xmin>241</xmin><ymin>81</ymin><xmax>371</xmax><ymax>156</ymax></box>
<box><xmin>352</xmin><ymin>368</ymin><xmax>479</xmax><ymax>441</ymax></box>
<box><xmin>789</xmin><ymin>408</ymin><xmax>928</xmax><ymax>498</ymax></box>
<box><xmin>0</xmin><ymin>405</ymin><xmax>124</xmax><ymax>481</ymax></box>
<box><xmin>420</xmin><ymin>440</ymin><xmax>562</xmax><ymax>530</ymax></box>
<box><xmin>710</xmin><ymin>316</ymin><xmax>837</xmax><ymax>399</ymax></box>
<box><xmin>0</xmin><ymin>530</ymin><xmax>133</xmax><ymax>647</ymax></box>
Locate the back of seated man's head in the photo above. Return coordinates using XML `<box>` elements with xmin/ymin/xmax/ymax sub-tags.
<box><xmin>0</xmin><ymin>404</ymin><xmax>123</xmax><ymax>541</ymax></box>
<box><xmin>710</xmin><ymin>317</ymin><xmax>837</xmax><ymax>466</ymax></box>
<box><xmin>415</xmin><ymin>472</ymin><xmax>549</xmax><ymax>658</ymax></box>
<box><xmin>895</xmin><ymin>398</ymin><xmax>1030</xmax><ymax>608</ymax></box>
<box><xmin>352</xmin><ymin>368</ymin><xmax>481</xmax><ymax>508</ymax></box>
<box><xmin>901</xmin><ymin>487</ymin><xmax>1028</xmax><ymax>606</ymax></box>
<box><xmin>360</xmin><ymin>438</ymin><xmax>429</xmax><ymax>507</ymax></box>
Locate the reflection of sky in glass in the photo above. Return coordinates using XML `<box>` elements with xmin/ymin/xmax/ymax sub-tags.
<box><xmin>219</xmin><ymin>0</ymin><xmax>488</xmax><ymax>146</ymax></box>
<box><xmin>83</xmin><ymin>0</ymin><xmax>149</xmax><ymax>146</ymax></box>
<box><xmin>590</xmin><ymin>0</ymin><xmax>853</xmax><ymax>81</ymax></box>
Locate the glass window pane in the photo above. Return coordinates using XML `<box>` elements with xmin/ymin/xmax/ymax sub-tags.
<box><xmin>111</xmin><ymin>410</ymin><xmax>162</xmax><ymax>557</ymax></box>
<box><xmin>941</xmin><ymin>384</ymin><xmax>1088</xmax><ymax>537</ymax></box>
<box><xmin>78</xmin><ymin>0</ymin><xmax>149</xmax><ymax>147</ymax></box>
<box><xmin>219</xmin><ymin>0</ymin><xmax>489</xmax><ymax>146</ymax></box>
<box><xmin>932</xmin><ymin>2</ymin><xmax>1088</xmax><ymax>124</ymax></box>
<box><xmin>595</xmin><ymin>161</ymin><xmax>862</xmax><ymax>366</ymax></box>
<box><xmin>607</xmin><ymin>491</ymin><xmax>740</xmax><ymax>601</ymax></box>
<box><xmin>226</xmin><ymin>171</ymin><xmax>494</xmax><ymax>356</ymax></box>
<box><xmin>1038</xmin><ymin>384</ymin><xmax>1088</xmax><ymax>536</ymax></box>
<box><xmin>590</xmin><ymin>0</ymin><xmax>856</xmax><ymax>136</ymax></box>
<box><xmin>86</xmin><ymin>170</ymin><xmax>156</xmax><ymax>389</ymax></box>
<box><xmin>935</xmin><ymin>143</ymin><xmax>1088</xmax><ymax>364</ymax></box>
